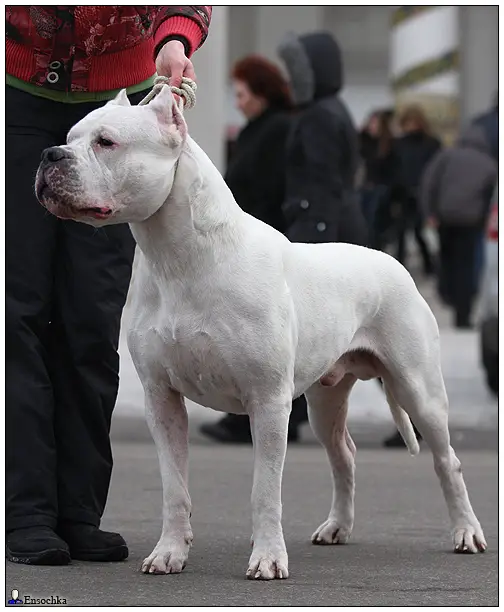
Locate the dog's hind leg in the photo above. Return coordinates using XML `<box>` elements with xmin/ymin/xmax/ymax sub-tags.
<box><xmin>382</xmin><ymin>332</ymin><xmax>487</xmax><ymax>553</ymax></box>
<box><xmin>306</xmin><ymin>373</ymin><xmax>357</xmax><ymax>545</ymax></box>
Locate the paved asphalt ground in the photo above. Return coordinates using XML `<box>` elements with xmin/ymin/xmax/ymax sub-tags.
<box><xmin>6</xmin><ymin>445</ymin><xmax>498</xmax><ymax>606</ymax></box>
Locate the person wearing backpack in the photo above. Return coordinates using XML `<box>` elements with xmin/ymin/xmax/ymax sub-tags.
<box><xmin>420</xmin><ymin>124</ymin><xmax>497</xmax><ymax>328</ymax></box>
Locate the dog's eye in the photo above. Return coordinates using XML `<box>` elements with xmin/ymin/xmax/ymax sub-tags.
<box><xmin>96</xmin><ymin>136</ymin><xmax>115</xmax><ymax>148</ymax></box>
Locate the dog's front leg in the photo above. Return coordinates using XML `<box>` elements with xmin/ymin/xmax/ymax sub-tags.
<box><xmin>247</xmin><ymin>399</ymin><xmax>290</xmax><ymax>580</ymax></box>
<box><xmin>141</xmin><ymin>387</ymin><xmax>192</xmax><ymax>575</ymax></box>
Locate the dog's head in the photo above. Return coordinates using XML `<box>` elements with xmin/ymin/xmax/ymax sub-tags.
<box><xmin>35</xmin><ymin>85</ymin><xmax>187</xmax><ymax>226</ymax></box>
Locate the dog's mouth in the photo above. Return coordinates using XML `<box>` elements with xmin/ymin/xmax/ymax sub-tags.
<box><xmin>79</xmin><ymin>206</ymin><xmax>113</xmax><ymax>220</ymax></box>
<box><xmin>36</xmin><ymin>176</ymin><xmax>114</xmax><ymax>221</ymax></box>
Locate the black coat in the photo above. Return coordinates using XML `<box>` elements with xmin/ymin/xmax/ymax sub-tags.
<box><xmin>392</xmin><ymin>131</ymin><xmax>441</xmax><ymax>201</ymax></box>
<box><xmin>359</xmin><ymin>132</ymin><xmax>396</xmax><ymax>187</ymax></box>
<box><xmin>472</xmin><ymin>106</ymin><xmax>498</xmax><ymax>163</ymax></box>
<box><xmin>278</xmin><ymin>32</ymin><xmax>367</xmax><ymax>245</ymax></box>
<box><xmin>225</xmin><ymin>108</ymin><xmax>290</xmax><ymax>233</ymax></box>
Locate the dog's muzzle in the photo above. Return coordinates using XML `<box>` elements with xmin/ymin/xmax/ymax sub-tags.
<box><xmin>35</xmin><ymin>148</ymin><xmax>113</xmax><ymax>221</ymax></box>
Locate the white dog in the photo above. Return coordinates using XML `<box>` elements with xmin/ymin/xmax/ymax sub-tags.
<box><xmin>36</xmin><ymin>85</ymin><xmax>486</xmax><ymax>580</ymax></box>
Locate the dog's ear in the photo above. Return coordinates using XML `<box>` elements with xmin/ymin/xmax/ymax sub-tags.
<box><xmin>106</xmin><ymin>89</ymin><xmax>131</xmax><ymax>107</ymax></box>
<box><xmin>148</xmin><ymin>85</ymin><xmax>187</xmax><ymax>142</ymax></box>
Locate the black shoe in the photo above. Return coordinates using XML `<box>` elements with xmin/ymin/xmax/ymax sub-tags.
<box><xmin>287</xmin><ymin>428</ymin><xmax>300</xmax><ymax>443</ymax></box>
<box><xmin>200</xmin><ymin>419</ymin><xmax>252</xmax><ymax>443</ymax></box>
<box><xmin>200</xmin><ymin>418</ymin><xmax>300</xmax><ymax>443</ymax></box>
<box><xmin>455</xmin><ymin>316</ymin><xmax>473</xmax><ymax>330</ymax></box>
<box><xmin>57</xmin><ymin>522</ymin><xmax>128</xmax><ymax>562</ymax></box>
<box><xmin>383</xmin><ymin>427</ymin><xmax>422</xmax><ymax>448</ymax></box>
<box><xmin>438</xmin><ymin>289</ymin><xmax>453</xmax><ymax>307</ymax></box>
<box><xmin>6</xmin><ymin>526</ymin><xmax>71</xmax><ymax>565</ymax></box>
<box><xmin>456</xmin><ymin>322</ymin><xmax>473</xmax><ymax>330</ymax></box>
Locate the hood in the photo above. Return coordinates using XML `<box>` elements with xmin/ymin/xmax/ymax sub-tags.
<box><xmin>278</xmin><ymin>31</ymin><xmax>343</xmax><ymax>106</ymax></box>
<box><xmin>456</xmin><ymin>124</ymin><xmax>491</xmax><ymax>154</ymax></box>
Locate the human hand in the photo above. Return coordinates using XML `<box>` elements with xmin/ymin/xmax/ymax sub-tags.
<box><xmin>156</xmin><ymin>40</ymin><xmax>196</xmax><ymax>88</ymax></box>
<box><xmin>427</xmin><ymin>216</ymin><xmax>438</xmax><ymax>229</ymax></box>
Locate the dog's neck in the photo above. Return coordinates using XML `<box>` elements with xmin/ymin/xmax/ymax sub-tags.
<box><xmin>130</xmin><ymin>136</ymin><xmax>243</xmax><ymax>278</ymax></box>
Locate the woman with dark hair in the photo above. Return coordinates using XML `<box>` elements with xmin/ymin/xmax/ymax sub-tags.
<box><xmin>223</xmin><ymin>55</ymin><xmax>292</xmax><ymax>231</ymax></box>
<box><xmin>359</xmin><ymin>109</ymin><xmax>396</xmax><ymax>248</ymax></box>
<box><xmin>393</xmin><ymin>105</ymin><xmax>441</xmax><ymax>274</ymax></box>
<box><xmin>200</xmin><ymin>55</ymin><xmax>308</xmax><ymax>443</ymax></box>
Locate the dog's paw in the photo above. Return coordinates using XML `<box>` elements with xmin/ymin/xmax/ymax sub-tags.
<box><xmin>141</xmin><ymin>538</ymin><xmax>191</xmax><ymax>575</ymax></box>
<box><xmin>311</xmin><ymin>518</ymin><xmax>352</xmax><ymax>545</ymax></box>
<box><xmin>246</xmin><ymin>550</ymin><xmax>289</xmax><ymax>580</ymax></box>
<box><xmin>453</xmin><ymin>522</ymin><xmax>487</xmax><ymax>554</ymax></box>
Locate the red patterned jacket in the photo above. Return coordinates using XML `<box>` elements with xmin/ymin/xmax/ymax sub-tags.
<box><xmin>6</xmin><ymin>6</ymin><xmax>212</xmax><ymax>93</ymax></box>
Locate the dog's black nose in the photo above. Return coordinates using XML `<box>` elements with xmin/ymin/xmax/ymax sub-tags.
<box><xmin>41</xmin><ymin>146</ymin><xmax>68</xmax><ymax>164</ymax></box>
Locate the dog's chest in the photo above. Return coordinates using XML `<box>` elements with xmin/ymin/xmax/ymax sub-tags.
<box><xmin>129</xmin><ymin>313</ymin><xmax>244</xmax><ymax>412</ymax></box>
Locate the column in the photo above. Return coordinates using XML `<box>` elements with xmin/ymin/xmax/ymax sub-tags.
<box><xmin>390</xmin><ymin>6</ymin><xmax>460</xmax><ymax>144</ymax></box>
<box><xmin>187</xmin><ymin>5</ymin><xmax>229</xmax><ymax>173</ymax></box>
<box><xmin>459</xmin><ymin>6</ymin><xmax>498</xmax><ymax>122</ymax></box>
<box><xmin>228</xmin><ymin>6</ymin><xmax>257</xmax><ymax>66</ymax></box>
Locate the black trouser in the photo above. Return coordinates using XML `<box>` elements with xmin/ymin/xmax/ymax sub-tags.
<box><xmin>5</xmin><ymin>86</ymin><xmax>144</xmax><ymax>531</ymax></box>
<box><xmin>438</xmin><ymin>224</ymin><xmax>481</xmax><ymax>326</ymax></box>
<box><xmin>220</xmin><ymin>395</ymin><xmax>308</xmax><ymax>435</ymax></box>
<box><xmin>395</xmin><ymin>196</ymin><xmax>434</xmax><ymax>273</ymax></box>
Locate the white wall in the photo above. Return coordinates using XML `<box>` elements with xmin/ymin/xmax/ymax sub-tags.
<box><xmin>324</xmin><ymin>5</ymin><xmax>391</xmax><ymax>79</ymax></box>
<box><xmin>255</xmin><ymin>6</ymin><xmax>323</xmax><ymax>62</ymax></box>
<box><xmin>228</xmin><ymin>6</ymin><xmax>256</xmax><ymax>67</ymax></box>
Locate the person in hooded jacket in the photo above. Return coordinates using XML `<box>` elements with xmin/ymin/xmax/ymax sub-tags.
<box><xmin>420</xmin><ymin>124</ymin><xmax>497</xmax><ymax>328</ymax></box>
<box><xmin>277</xmin><ymin>31</ymin><xmax>368</xmax><ymax>247</ymax></box>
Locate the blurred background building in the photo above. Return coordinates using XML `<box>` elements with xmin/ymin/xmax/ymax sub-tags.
<box><xmin>188</xmin><ymin>5</ymin><xmax>498</xmax><ymax>171</ymax></box>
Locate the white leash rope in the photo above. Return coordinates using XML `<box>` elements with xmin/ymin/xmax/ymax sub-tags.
<box><xmin>139</xmin><ymin>75</ymin><xmax>197</xmax><ymax>110</ymax></box>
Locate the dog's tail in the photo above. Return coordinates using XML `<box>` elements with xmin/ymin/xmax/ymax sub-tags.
<box><xmin>383</xmin><ymin>383</ymin><xmax>420</xmax><ymax>456</ymax></box>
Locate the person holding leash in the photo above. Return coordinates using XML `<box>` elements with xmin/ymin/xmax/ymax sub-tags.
<box><xmin>6</xmin><ymin>5</ymin><xmax>212</xmax><ymax>566</ymax></box>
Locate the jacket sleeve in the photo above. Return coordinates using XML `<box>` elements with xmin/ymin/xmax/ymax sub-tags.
<box><xmin>430</xmin><ymin>136</ymin><xmax>442</xmax><ymax>159</ymax></box>
<box><xmin>283</xmin><ymin>107</ymin><xmax>343</xmax><ymax>226</ymax></box>
<box><xmin>482</xmin><ymin>159</ymin><xmax>498</xmax><ymax>213</ymax></box>
<box><xmin>152</xmin><ymin>6</ymin><xmax>212</xmax><ymax>58</ymax></box>
<box><xmin>419</xmin><ymin>151</ymin><xmax>445</xmax><ymax>219</ymax></box>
